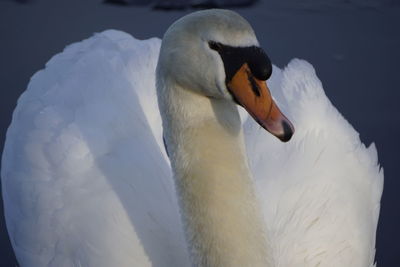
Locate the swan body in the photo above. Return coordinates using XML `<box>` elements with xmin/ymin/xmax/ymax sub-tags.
<box><xmin>1</xmin><ymin>10</ymin><xmax>382</xmax><ymax>267</ymax></box>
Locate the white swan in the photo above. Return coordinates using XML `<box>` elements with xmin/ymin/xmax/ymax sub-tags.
<box><xmin>1</xmin><ymin>9</ymin><xmax>382</xmax><ymax>267</ymax></box>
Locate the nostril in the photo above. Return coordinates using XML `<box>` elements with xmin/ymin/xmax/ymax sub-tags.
<box><xmin>280</xmin><ymin>120</ymin><xmax>294</xmax><ymax>142</ymax></box>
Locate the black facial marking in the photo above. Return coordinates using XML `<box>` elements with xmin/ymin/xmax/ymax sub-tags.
<box><xmin>208</xmin><ymin>41</ymin><xmax>272</xmax><ymax>84</ymax></box>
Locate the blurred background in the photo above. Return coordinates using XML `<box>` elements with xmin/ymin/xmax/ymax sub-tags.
<box><xmin>0</xmin><ymin>0</ymin><xmax>399</xmax><ymax>265</ymax></box>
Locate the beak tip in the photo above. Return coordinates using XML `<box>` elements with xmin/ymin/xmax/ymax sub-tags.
<box><xmin>278</xmin><ymin>120</ymin><xmax>294</xmax><ymax>142</ymax></box>
<box><xmin>279</xmin><ymin>133</ymin><xmax>293</xmax><ymax>142</ymax></box>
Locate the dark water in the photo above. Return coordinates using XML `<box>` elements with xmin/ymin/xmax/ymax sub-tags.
<box><xmin>0</xmin><ymin>0</ymin><xmax>399</xmax><ymax>266</ymax></box>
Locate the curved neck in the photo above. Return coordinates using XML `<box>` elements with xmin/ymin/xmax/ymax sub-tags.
<box><xmin>159</xmin><ymin>82</ymin><xmax>269</xmax><ymax>267</ymax></box>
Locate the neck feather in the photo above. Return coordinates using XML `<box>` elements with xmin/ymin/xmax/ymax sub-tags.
<box><xmin>159</xmin><ymin>82</ymin><xmax>269</xmax><ymax>267</ymax></box>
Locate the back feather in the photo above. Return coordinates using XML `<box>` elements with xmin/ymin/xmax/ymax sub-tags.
<box><xmin>244</xmin><ymin>59</ymin><xmax>383</xmax><ymax>267</ymax></box>
<box><xmin>2</xmin><ymin>30</ymin><xmax>189</xmax><ymax>267</ymax></box>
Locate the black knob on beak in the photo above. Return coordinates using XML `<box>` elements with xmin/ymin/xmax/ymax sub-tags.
<box><xmin>248</xmin><ymin>47</ymin><xmax>272</xmax><ymax>81</ymax></box>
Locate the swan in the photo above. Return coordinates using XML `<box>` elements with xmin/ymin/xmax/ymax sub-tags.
<box><xmin>1</xmin><ymin>9</ymin><xmax>383</xmax><ymax>267</ymax></box>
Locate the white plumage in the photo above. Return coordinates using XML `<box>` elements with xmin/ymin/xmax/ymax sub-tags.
<box><xmin>2</xmin><ymin>24</ymin><xmax>382</xmax><ymax>267</ymax></box>
<box><xmin>247</xmin><ymin>60</ymin><xmax>382</xmax><ymax>267</ymax></box>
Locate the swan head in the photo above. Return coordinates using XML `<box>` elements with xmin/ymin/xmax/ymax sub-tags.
<box><xmin>158</xmin><ymin>9</ymin><xmax>294</xmax><ymax>142</ymax></box>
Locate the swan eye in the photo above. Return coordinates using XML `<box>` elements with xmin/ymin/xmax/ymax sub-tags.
<box><xmin>208</xmin><ymin>41</ymin><xmax>223</xmax><ymax>51</ymax></box>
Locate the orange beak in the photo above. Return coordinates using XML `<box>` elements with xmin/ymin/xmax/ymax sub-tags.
<box><xmin>227</xmin><ymin>64</ymin><xmax>294</xmax><ymax>142</ymax></box>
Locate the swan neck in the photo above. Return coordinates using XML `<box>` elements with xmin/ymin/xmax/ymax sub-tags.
<box><xmin>160</xmin><ymin>83</ymin><xmax>269</xmax><ymax>266</ymax></box>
